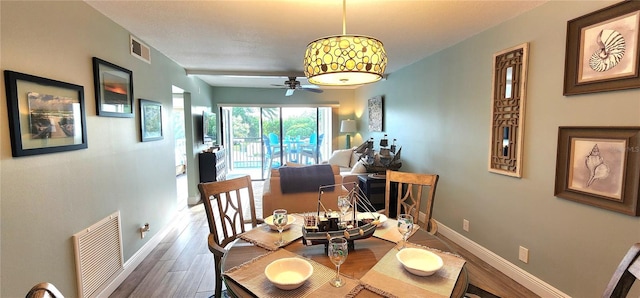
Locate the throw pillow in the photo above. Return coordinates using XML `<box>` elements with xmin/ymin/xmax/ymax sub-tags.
<box><xmin>351</xmin><ymin>160</ymin><xmax>368</xmax><ymax>173</ymax></box>
<box><xmin>350</xmin><ymin>151</ymin><xmax>362</xmax><ymax>168</ymax></box>
<box><xmin>328</xmin><ymin>149</ymin><xmax>352</xmax><ymax>168</ymax></box>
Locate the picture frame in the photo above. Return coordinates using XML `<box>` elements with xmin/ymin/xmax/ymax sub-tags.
<box><xmin>368</xmin><ymin>95</ymin><xmax>383</xmax><ymax>132</ymax></box>
<box><xmin>554</xmin><ymin>126</ymin><xmax>640</xmax><ymax>216</ymax></box>
<box><xmin>139</xmin><ymin>99</ymin><xmax>163</xmax><ymax>142</ymax></box>
<box><xmin>4</xmin><ymin>70</ymin><xmax>88</xmax><ymax>157</ymax></box>
<box><xmin>563</xmin><ymin>0</ymin><xmax>640</xmax><ymax>95</ymax></box>
<box><xmin>93</xmin><ymin>57</ymin><xmax>134</xmax><ymax>117</ymax></box>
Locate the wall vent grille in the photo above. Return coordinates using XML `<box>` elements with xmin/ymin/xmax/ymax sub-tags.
<box><xmin>130</xmin><ymin>35</ymin><xmax>151</xmax><ymax>63</ymax></box>
<box><xmin>73</xmin><ymin>211</ymin><xmax>124</xmax><ymax>298</ymax></box>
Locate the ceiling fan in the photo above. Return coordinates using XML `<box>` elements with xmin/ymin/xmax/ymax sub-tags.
<box><xmin>272</xmin><ymin>77</ymin><xmax>323</xmax><ymax>96</ymax></box>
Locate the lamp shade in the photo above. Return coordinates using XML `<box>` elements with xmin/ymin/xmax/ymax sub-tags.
<box><xmin>340</xmin><ymin>119</ymin><xmax>357</xmax><ymax>133</ymax></box>
<box><xmin>304</xmin><ymin>35</ymin><xmax>387</xmax><ymax>86</ymax></box>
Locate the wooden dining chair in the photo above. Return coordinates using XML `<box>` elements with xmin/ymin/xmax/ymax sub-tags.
<box><xmin>603</xmin><ymin>243</ymin><xmax>640</xmax><ymax>297</ymax></box>
<box><xmin>198</xmin><ymin>175</ymin><xmax>261</xmax><ymax>298</ymax></box>
<box><xmin>384</xmin><ymin>170</ymin><xmax>440</xmax><ymax>234</ymax></box>
<box><xmin>25</xmin><ymin>282</ymin><xmax>64</xmax><ymax>298</ymax></box>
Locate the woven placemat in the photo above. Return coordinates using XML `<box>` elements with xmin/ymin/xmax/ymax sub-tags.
<box><xmin>239</xmin><ymin>215</ymin><xmax>304</xmax><ymax>250</ymax></box>
<box><xmin>373</xmin><ymin>218</ymin><xmax>419</xmax><ymax>243</ymax></box>
<box><xmin>360</xmin><ymin>242</ymin><xmax>466</xmax><ymax>298</ymax></box>
<box><xmin>224</xmin><ymin>249</ymin><xmax>362</xmax><ymax>297</ymax></box>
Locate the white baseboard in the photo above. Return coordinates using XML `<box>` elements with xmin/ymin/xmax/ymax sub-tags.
<box><xmin>97</xmin><ymin>211</ymin><xmax>183</xmax><ymax>297</ymax></box>
<box><xmin>188</xmin><ymin>194</ymin><xmax>200</xmax><ymax>205</ymax></box>
<box><xmin>434</xmin><ymin>220</ymin><xmax>570</xmax><ymax>298</ymax></box>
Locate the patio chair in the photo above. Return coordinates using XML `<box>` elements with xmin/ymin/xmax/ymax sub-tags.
<box><xmin>263</xmin><ymin>135</ymin><xmax>282</xmax><ymax>169</ymax></box>
<box><xmin>301</xmin><ymin>133</ymin><xmax>324</xmax><ymax>164</ymax></box>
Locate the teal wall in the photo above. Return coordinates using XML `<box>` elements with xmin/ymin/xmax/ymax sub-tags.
<box><xmin>2</xmin><ymin>1</ymin><xmax>640</xmax><ymax>297</ymax></box>
<box><xmin>353</xmin><ymin>1</ymin><xmax>640</xmax><ymax>297</ymax></box>
<box><xmin>1</xmin><ymin>1</ymin><xmax>212</xmax><ymax>296</ymax></box>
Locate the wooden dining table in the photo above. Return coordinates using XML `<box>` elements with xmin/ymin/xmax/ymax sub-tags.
<box><xmin>221</xmin><ymin>222</ymin><xmax>469</xmax><ymax>297</ymax></box>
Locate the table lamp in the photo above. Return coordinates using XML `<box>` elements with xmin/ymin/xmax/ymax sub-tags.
<box><xmin>340</xmin><ymin>119</ymin><xmax>357</xmax><ymax>149</ymax></box>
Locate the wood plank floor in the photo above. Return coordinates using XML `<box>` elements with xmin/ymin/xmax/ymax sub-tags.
<box><xmin>111</xmin><ymin>183</ymin><xmax>538</xmax><ymax>298</ymax></box>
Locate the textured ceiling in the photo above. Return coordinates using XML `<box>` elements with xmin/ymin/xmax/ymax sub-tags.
<box><xmin>85</xmin><ymin>0</ymin><xmax>547</xmax><ymax>89</ymax></box>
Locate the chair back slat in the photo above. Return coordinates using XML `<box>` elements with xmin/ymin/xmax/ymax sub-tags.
<box><xmin>385</xmin><ymin>170</ymin><xmax>439</xmax><ymax>233</ymax></box>
<box><xmin>603</xmin><ymin>243</ymin><xmax>640</xmax><ymax>297</ymax></box>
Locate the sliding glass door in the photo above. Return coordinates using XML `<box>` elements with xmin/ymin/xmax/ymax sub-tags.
<box><xmin>222</xmin><ymin>106</ymin><xmax>331</xmax><ymax>180</ymax></box>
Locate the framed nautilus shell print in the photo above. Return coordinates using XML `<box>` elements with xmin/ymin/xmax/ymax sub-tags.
<box><xmin>564</xmin><ymin>0</ymin><xmax>640</xmax><ymax>95</ymax></box>
<box><xmin>554</xmin><ymin>127</ymin><xmax>640</xmax><ymax>216</ymax></box>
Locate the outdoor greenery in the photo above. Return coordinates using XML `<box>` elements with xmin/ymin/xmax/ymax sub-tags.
<box><xmin>231</xmin><ymin>107</ymin><xmax>317</xmax><ymax>139</ymax></box>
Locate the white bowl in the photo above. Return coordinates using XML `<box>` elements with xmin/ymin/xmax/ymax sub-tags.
<box><xmin>357</xmin><ymin>212</ymin><xmax>388</xmax><ymax>227</ymax></box>
<box><xmin>396</xmin><ymin>247</ymin><xmax>444</xmax><ymax>276</ymax></box>
<box><xmin>264</xmin><ymin>258</ymin><xmax>313</xmax><ymax>290</ymax></box>
<box><xmin>264</xmin><ymin>215</ymin><xmax>296</xmax><ymax>231</ymax></box>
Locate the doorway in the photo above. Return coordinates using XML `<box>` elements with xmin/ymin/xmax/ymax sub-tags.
<box><xmin>172</xmin><ymin>86</ymin><xmax>188</xmax><ymax>210</ymax></box>
<box><xmin>221</xmin><ymin>106</ymin><xmax>331</xmax><ymax>180</ymax></box>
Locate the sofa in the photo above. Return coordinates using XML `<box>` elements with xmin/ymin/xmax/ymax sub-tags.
<box><xmin>325</xmin><ymin>148</ymin><xmax>369</xmax><ymax>190</ymax></box>
<box><xmin>261</xmin><ymin>164</ymin><xmax>348</xmax><ymax>218</ymax></box>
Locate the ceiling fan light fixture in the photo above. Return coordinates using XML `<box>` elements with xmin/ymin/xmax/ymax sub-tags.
<box><xmin>303</xmin><ymin>1</ymin><xmax>387</xmax><ymax>86</ymax></box>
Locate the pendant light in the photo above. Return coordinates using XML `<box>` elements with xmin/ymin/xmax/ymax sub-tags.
<box><xmin>303</xmin><ymin>0</ymin><xmax>387</xmax><ymax>86</ymax></box>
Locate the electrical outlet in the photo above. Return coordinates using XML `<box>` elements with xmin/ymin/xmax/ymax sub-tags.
<box><xmin>463</xmin><ymin>219</ymin><xmax>469</xmax><ymax>232</ymax></box>
<box><xmin>519</xmin><ymin>246</ymin><xmax>529</xmax><ymax>263</ymax></box>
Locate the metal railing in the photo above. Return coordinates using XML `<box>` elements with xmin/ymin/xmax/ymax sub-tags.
<box><xmin>230</xmin><ymin>137</ymin><xmax>263</xmax><ymax>168</ymax></box>
<box><xmin>229</xmin><ymin>137</ymin><xmax>326</xmax><ymax>169</ymax></box>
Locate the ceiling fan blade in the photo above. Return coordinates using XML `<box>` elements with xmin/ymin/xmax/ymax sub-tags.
<box><xmin>285</xmin><ymin>89</ymin><xmax>295</xmax><ymax>96</ymax></box>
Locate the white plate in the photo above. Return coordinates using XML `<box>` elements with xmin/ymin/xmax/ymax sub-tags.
<box><xmin>264</xmin><ymin>214</ymin><xmax>296</xmax><ymax>231</ymax></box>
<box><xmin>356</xmin><ymin>212</ymin><xmax>387</xmax><ymax>227</ymax></box>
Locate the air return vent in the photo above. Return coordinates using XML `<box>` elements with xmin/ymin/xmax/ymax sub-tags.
<box><xmin>73</xmin><ymin>211</ymin><xmax>124</xmax><ymax>298</ymax></box>
<box><xmin>130</xmin><ymin>35</ymin><xmax>150</xmax><ymax>63</ymax></box>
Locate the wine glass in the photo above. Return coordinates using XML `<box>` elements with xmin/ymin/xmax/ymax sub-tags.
<box><xmin>272</xmin><ymin>209</ymin><xmax>288</xmax><ymax>246</ymax></box>
<box><xmin>397</xmin><ymin>214</ymin><xmax>414</xmax><ymax>250</ymax></box>
<box><xmin>328</xmin><ymin>237</ymin><xmax>348</xmax><ymax>287</ymax></box>
<box><xmin>337</xmin><ymin>195</ymin><xmax>350</xmax><ymax>226</ymax></box>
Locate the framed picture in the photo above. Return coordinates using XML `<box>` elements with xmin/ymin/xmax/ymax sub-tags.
<box><xmin>554</xmin><ymin>126</ymin><xmax>640</xmax><ymax>216</ymax></box>
<box><xmin>563</xmin><ymin>0</ymin><xmax>640</xmax><ymax>95</ymax></box>
<box><xmin>92</xmin><ymin>57</ymin><xmax>134</xmax><ymax>117</ymax></box>
<box><xmin>139</xmin><ymin>99</ymin><xmax>163</xmax><ymax>142</ymax></box>
<box><xmin>4</xmin><ymin>70</ymin><xmax>88</xmax><ymax>157</ymax></box>
<box><xmin>368</xmin><ymin>95</ymin><xmax>383</xmax><ymax>132</ymax></box>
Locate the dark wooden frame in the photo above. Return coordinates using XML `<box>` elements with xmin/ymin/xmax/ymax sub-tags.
<box><xmin>139</xmin><ymin>99</ymin><xmax>163</xmax><ymax>142</ymax></box>
<box><xmin>555</xmin><ymin>126</ymin><xmax>640</xmax><ymax>216</ymax></box>
<box><xmin>4</xmin><ymin>70</ymin><xmax>88</xmax><ymax>157</ymax></box>
<box><xmin>92</xmin><ymin>57</ymin><xmax>134</xmax><ymax>117</ymax></box>
<box><xmin>563</xmin><ymin>0</ymin><xmax>640</xmax><ymax>95</ymax></box>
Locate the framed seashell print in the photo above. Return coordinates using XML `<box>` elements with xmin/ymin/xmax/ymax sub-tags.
<box><xmin>554</xmin><ymin>127</ymin><xmax>640</xmax><ymax>216</ymax></box>
<box><xmin>563</xmin><ymin>0</ymin><xmax>640</xmax><ymax>95</ymax></box>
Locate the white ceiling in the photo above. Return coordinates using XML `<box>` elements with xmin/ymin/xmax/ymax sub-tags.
<box><xmin>85</xmin><ymin>0</ymin><xmax>547</xmax><ymax>89</ymax></box>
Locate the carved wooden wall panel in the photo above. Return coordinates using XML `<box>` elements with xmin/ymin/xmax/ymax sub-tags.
<box><xmin>489</xmin><ymin>43</ymin><xmax>529</xmax><ymax>177</ymax></box>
